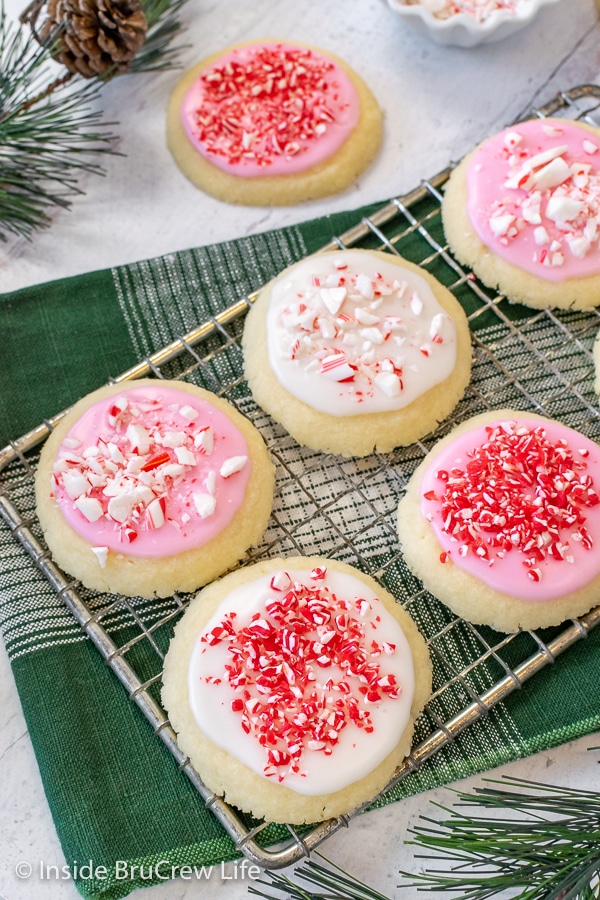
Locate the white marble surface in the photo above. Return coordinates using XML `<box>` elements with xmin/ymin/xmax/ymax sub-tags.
<box><xmin>1</xmin><ymin>0</ymin><xmax>600</xmax><ymax>898</ymax></box>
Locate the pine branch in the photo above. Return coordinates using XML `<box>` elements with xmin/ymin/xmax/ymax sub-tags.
<box><xmin>0</xmin><ymin>11</ymin><xmax>115</xmax><ymax>240</ymax></box>
<box><xmin>401</xmin><ymin>775</ymin><xmax>600</xmax><ymax>900</ymax></box>
<box><xmin>0</xmin><ymin>0</ymin><xmax>188</xmax><ymax>241</ymax></box>
<box><xmin>243</xmin><ymin>771</ymin><xmax>600</xmax><ymax>900</ymax></box>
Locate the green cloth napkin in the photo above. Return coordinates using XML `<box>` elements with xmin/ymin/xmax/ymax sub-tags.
<box><xmin>1</xmin><ymin>196</ymin><xmax>600</xmax><ymax>900</ymax></box>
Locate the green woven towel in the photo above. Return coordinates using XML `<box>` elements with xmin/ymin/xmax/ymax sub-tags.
<box><xmin>1</xmin><ymin>198</ymin><xmax>600</xmax><ymax>900</ymax></box>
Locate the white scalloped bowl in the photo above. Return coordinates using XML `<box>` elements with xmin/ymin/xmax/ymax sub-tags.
<box><xmin>383</xmin><ymin>0</ymin><xmax>563</xmax><ymax>47</ymax></box>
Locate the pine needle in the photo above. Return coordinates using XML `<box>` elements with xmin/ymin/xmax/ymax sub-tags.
<box><xmin>243</xmin><ymin>773</ymin><xmax>600</xmax><ymax>900</ymax></box>
<box><xmin>400</xmin><ymin>774</ymin><xmax>600</xmax><ymax>899</ymax></box>
<box><xmin>131</xmin><ymin>0</ymin><xmax>189</xmax><ymax>73</ymax></box>
<box><xmin>249</xmin><ymin>853</ymin><xmax>393</xmax><ymax>900</ymax></box>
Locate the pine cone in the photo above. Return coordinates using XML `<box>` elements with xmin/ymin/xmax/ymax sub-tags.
<box><xmin>37</xmin><ymin>0</ymin><xmax>148</xmax><ymax>78</ymax></box>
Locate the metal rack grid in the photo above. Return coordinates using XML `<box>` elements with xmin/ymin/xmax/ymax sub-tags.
<box><xmin>2</xmin><ymin>83</ymin><xmax>600</xmax><ymax>869</ymax></box>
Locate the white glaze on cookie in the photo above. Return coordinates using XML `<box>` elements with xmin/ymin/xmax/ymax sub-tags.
<box><xmin>188</xmin><ymin>566</ymin><xmax>415</xmax><ymax>795</ymax></box>
<box><xmin>419</xmin><ymin>417</ymin><xmax>600</xmax><ymax>600</ymax></box>
<box><xmin>266</xmin><ymin>251</ymin><xmax>458</xmax><ymax>415</ymax></box>
<box><xmin>50</xmin><ymin>385</ymin><xmax>251</xmax><ymax>558</ymax></box>
<box><xmin>181</xmin><ymin>42</ymin><xmax>359</xmax><ymax>178</ymax></box>
<box><xmin>466</xmin><ymin>119</ymin><xmax>600</xmax><ymax>281</ymax></box>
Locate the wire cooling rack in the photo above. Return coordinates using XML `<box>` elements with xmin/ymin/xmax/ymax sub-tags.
<box><xmin>2</xmin><ymin>83</ymin><xmax>600</xmax><ymax>869</ymax></box>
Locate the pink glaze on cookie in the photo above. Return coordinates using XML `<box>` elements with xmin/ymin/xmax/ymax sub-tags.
<box><xmin>267</xmin><ymin>251</ymin><xmax>458</xmax><ymax>416</ymax></box>
<box><xmin>188</xmin><ymin>566</ymin><xmax>415</xmax><ymax>794</ymax></box>
<box><xmin>419</xmin><ymin>418</ymin><xmax>600</xmax><ymax>601</ymax></box>
<box><xmin>466</xmin><ymin>119</ymin><xmax>600</xmax><ymax>281</ymax></box>
<box><xmin>180</xmin><ymin>42</ymin><xmax>360</xmax><ymax>178</ymax></box>
<box><xmin>50</xmin><ymin>385</ymin><xmax>251</xmax><ymax>559</ymax></box>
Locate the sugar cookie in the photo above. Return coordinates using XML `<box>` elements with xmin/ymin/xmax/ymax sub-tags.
<box><xmin>243</xmin><ymin>248</ymin><xmax>472</xmax><ymax>456</ymax></box>
<box><xmin>166</xmin><ymin>40</ymin><xmax>382</xmax><ymax>206</ymax></box>
<box><xmin>162</xmin><ymin>556</ymin><xmax>431</xmax><ymax>824</ymax></box>
<box><xmin>442</xmin><ymin>118</ymin><xmax>600</xmax><ymax>310</ymax></box>
<box><xmin>35</xmin><ymin>380</ymin><xmax>275</xmax><ymax>598</ymax></box>
<box><xmin>397</xmin><ymin>409</ymin><xmax>600</xmax><ymax>632</ymax></box>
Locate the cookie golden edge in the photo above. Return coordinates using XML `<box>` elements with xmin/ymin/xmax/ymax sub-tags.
<box><xmin>34</xmin><ymin>379</ymin><xmax>275</xmax><ymax>599</ymax></box>
<box><xmin>166</xmin><ymin>40</ymin><xmax>383</xmax><ymax>206</ymax></box>
<box><xmin>242</xmin><ymin>248</ymin><xmax>473</xmax><ymax>457</ymax></box>
<box><xmin>441</xmin><ymin>119</ymin><xmax>600</xmax><ymax>311</ymax></box>
<box><xmin>397</xmin><ymin>408</ymin><xmax>600</xmax><ymax>633</ymax></box>
<box><xmin>161</xmin><ymin>556</ymin><xmax>432</xmax><ymax>825</ymax></box>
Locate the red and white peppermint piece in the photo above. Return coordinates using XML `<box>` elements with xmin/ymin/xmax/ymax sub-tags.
<box><xmin>193</xmin><ymin>492</ymin><xmax>217</xmax><ymax>519</ymax></box>
<box><xmin>504</xmin><ymin>130</ymin><xmax>523</xmax><ymax>150</ymax></box>
<box><xmin>546</xmin><ymin>194</ymin><xmax>585</xmax><ymax>228</ymax></box>
<box><xmin>355</xmin><ymin>307</ymin><xmax>380</xmax><ymax>326</ymax></box>
<box><xmin>126</xmin><ymin>424</ymin><xmax>151</xmax><ymax>454</ymax></box>
<box><xmin>409</xmin><ymin>293</ymin><xmax>423</xmax><ymax>316</ymax></box>
<box><xmin>107</xmin><ymin>396</ymin><xmax>128</xmax><ymax>426</ymax></box>
<box><xmin>107</xmin><ymin>492</ymin><xmax>138</xmax><ymax>524</ymax></box>
<box><xmin>529</xmin><ymin>157</ymin><xmax>571</xmax><ymax>192</ymax></box>
<box><xmin>62</xmin><ymin>470</ymin><xmax>89</xmax><ymax>500</ymax></box>
<box><xmin>319</xmin><ymin>286</ymin><xmax>346</xmax><ymax>315</ymax></box>
<box><xmin>490</xmin><ymin>213</ymin><xmax>516</xmax><ymax>237</ymax></box>
<box><xmin>174</xmin><ymin>446</ymin><xmax>197</xmax><ymax>467</ymax></box>
<box><xmin>179</xmin><ymin>404</ymin><xmax>200</xmax><ymax>422</ymax></box>
<box><xmin>194</xmin><ymin>426</ymin><xmax>214</xmax><ymax>454</ymax></box>
<box><xmin>91</xmin><ymin>546</ymin><xmax>108</xmax><ymax>568</ymax></box>
<box><xmin>147</xmin><ymin>496</ymin><xmax>166</xmax><ymax>529</ymax></box>
<box><xmin>355</xmin><ymin>273</ymin><xmax>375</xmax><ymax>300</ymax></box>
<box><xmin>220</xmin><ymin>455</ymin><xmax>248</xmax><ymax>478</ymax></box>
<box><xmin>270</xmin><ymin>570</ymin><xmax>293</xmax><ymax>591</ymax></box>
<box><xmin>320</xmin><ymin>353</ymin><xmax>355</xmax><ymax>381</ymax></box>
<box><xmin>161</xmin><ymin>431</ymin><xmax>186</xmax><ymax>448</ymax></box>
<box><xmin>74</xmin><ymin>496</ymin><xmax>103</xmax><ymax>522</ymax></box>
<box><xmin>374</xmin><ymin>371</ymin><xmax>401</xmax><ymax>397</ymax></box>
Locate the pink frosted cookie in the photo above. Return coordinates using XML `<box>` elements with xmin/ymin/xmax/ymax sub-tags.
<box><xmin>243</xmin><ymin>248</ymin><xmax>472</xmax><ymax>456</ymax></box>
<box><xmin>166</xmin><ymin>40</ymin><xmax>382</xmax><ymax>206</ymax></box>
<box><xmin>397</xmin><ymin>409</ymin><xmax>600</xmax><ymax>632</ymax></box>
<box><xmin>442</xmin><ymin>118</ymin><xmax>600</xmax><ymax>309</ymax></box>
<box><xmin>35</xmin><ymin>379</ymin><xmax>275</xmax><ymax>598</ymax></box>
<box><xmin>162</xmin><ymin>556</ymin><xmax>431</xmax><ymax>824</ymax></box>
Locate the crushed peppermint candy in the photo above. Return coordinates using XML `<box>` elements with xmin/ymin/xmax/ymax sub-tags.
<box><xmin>198</xmin><ymin>568</ymin><xmax>403</xmax><ymax>783</ymax></box>
<box><xmin>423</xmin><ymin>421</ymin><xmax>599</xmax><ymax>581</ymax></box>
<box><xmin>467</xmin><ymin>120</ymin><xmax>600</xmax><ymax>280</ymax></box>
<box><xmin>268</xmin><ymin>252</ymin><xmax>458</xmax><ymax>415</ymax></box>
<box><xmin>182</xmin><ymin>43</ymin><xmax>356</xmax><ymax>172</ymax></box>
<box><xmin>51</xmin><ymin>387</ymin><xmax>251</xmax><ymax>557</ymax></box>
<box><xmin>403</xmin><ymin>0</ymin><xmax>526</xmax><ymax>23</ymax></box>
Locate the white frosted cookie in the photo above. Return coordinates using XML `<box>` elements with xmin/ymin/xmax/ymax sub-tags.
<box><xmin>35</xmin><ymin>379</ymin><xmax>275</xmax><ymax>599</ymax></box>
<box><xmin>397</xmin><ymin>409</ymin><xmax>600</xmax><ymax>633</ymax></box>
<box><xmin>162</xmin><ymin>556</ymin><xmax>431</xmax><ymax>824</ymax></box>
<box><xmin>166</xmin><ymin>40</ymin><xmax>382</xmax><ymax>206</ymax></box>
<box><xmin>242</xmin><ymin>248</ymin><xmax>472</xmax><ymax>457</ymax></box>
<box><xmin>442</xmin><ymin>118</ymin><xmax>600</xmax><ymax>310</ymax></box>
